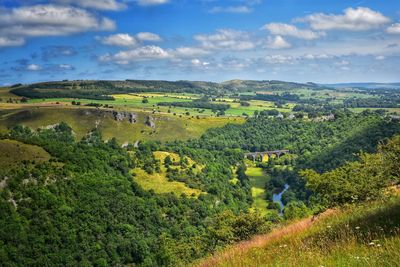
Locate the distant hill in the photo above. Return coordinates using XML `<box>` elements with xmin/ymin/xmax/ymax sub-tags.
<box><xmin>9</xmin><ymin>79</ymin><xmax>324</xmax><ymax>100</ymax></box>
<box><xmin>326</xmin><ymin>82</ymin><xmax>400</xmax><ymax>89</ymax></box>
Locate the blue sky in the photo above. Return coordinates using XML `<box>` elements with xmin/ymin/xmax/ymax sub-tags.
<box><xmin>0</xmin><ymin>0</ymin><xmax>400</xmax><ymax>84</ymax></box>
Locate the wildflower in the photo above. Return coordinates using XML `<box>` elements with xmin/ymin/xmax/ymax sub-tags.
<box><xmin>376</xmin><ymin>244</ymin><xmax>382</xmax><ymax>247</ymax></box>
<box><xmin>368</xmin><ymin>242</ymin><xmax>375</xmax><ymax>246</ymax></box>
<box><xmin>327</xmin><ymin>225</ymin><xmax>331</xmax><ymax>229</ymax></box>
<box><xmin>355</xmin><ymin>226</ymin><xmax>360</xmax><ymax>230</ymax></box>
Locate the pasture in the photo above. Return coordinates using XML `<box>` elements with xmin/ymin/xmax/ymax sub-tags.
<box><xmin>131</xmin><ymin>151</ymin><xmax>203</xmax><ymax>197</ymax></box>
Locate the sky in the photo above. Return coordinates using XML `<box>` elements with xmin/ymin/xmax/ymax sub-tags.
<box><xmin>0</xmin><ymin>0</ymin><xmax>400</xmax><ymax>84</ymax></box>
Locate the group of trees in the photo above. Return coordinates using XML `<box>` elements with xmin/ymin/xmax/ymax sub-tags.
<box><xmin>1</xmin><ymin>105</ymin><xmax>399</xmax><ymax>266</ymax></box>
<box><xmin>0</xmin><ymin>123</ymin><xmax>268</xmax><ymax>266</ymax></box>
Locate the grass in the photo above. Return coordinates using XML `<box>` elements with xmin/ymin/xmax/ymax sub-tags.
<box><xmin>0</xmin><ymin>87</ymin><xmax>21</xmax><ymax>100</ymax></box>
<box><xmin>0</xmin><ymin>139</ymin><xmax>51</xmax><ymax>170</ymax></box>
<box><xmin>131</xmin><ymin>151</ymin><xmax>203</xmax><ymax>197</ymax></box>
<box><xmin>246</xmin><ymin>165</ymin><xmax>270</xmax><ymax>216</ymax></box>
<box><xmin>0</xmin><ymin>107</ymin><xmax>243</xmax><ymax>143</ymax></box>
<box><xmin>202</xmin><ymin>195</ymin><xmax>400</xmax><ymax>267</ymax></box>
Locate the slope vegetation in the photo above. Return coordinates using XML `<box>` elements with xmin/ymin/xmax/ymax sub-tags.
<box><xmin>197</xmin><ymin>195</ymin><xmax>400</xmax><ymax>267</ymax></box>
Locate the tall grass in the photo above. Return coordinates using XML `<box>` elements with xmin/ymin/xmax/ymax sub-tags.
<box><xmin>208</xmin><ymin>196</ymin><xmax>400</xmax><ymax>267</ymax></box>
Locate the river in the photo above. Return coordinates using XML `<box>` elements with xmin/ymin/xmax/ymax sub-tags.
<box><xmin>272</xmin><ymin>184</ymin><xmax>289</xmax><ymax>215</ymax></box>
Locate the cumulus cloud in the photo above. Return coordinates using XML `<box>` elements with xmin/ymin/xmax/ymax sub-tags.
<box><xmin>0</xmin><ymin>37</ymin><xmax>25</xmax><ymax>47</ymax></box>
<box><xmin>194</xmin><ymin>29</ymin><xmax>255</xmax><ymax>51</ymax></box>
<box><xmin>54</xmin><ymin>0</ymin><xmax>126</xmax><ymax>10</ymax></box>
<box><xmin>173</xmin><ymin>47</ymin><xmax>210</xmax><ymax>57</ymax></box>
<box><xmin>266</xmin><ymin>35</ymin><xmax>291</xmax><ymax>49</ymax></box>
<box><xmin>136</xmin><ymin>0</ymin><xmax>169</xmax><ymax>6</ymax></box>
<box><xmin>101</xmin><ymin>32</ymin><xmax>162</xmax><ymax>47</ymax></box>
<box><xmin>136</xmin><ymin>32</ymin><xmax>162</xmax><ymax>42</ymax></box>
<box><xmin>102</xmin><ymin>34</ymin><xmax>138</xmax><ymax>47</ymax></box>
<box><xmin>100</xmin><ymin>45</ymin><xmax>170</xmax><ymax>64</ymax></box>
<box><xmin>0</xmin><ymin>5</ymin><xmax>115</xmax><ymax>47</ymax></box>
<box><xmin>299</xmin><ymin>7</ymin><xmax>390</xmax><ymax>31</ymax></box>
<box><xmin>26</xmin><ymin>64</ymin><xmax>41</xmax><ymax>71</ymax></box>
<box><xmin>386</xmin><ymin>23</ymin><xmax>400</xmax><ymax>34</ymax></box>
<box><xmin>191</xmin><ymin>58</ymin><xmax>210</xmax><ymax>67</ymax></box>
<box><xmin>209</xmin><ymin>6</ymin><xmax>252</xmax><ymax>14</ymax></box>
<box><xmin>262</xmin><ymin>23</ymin><xmax>324</xmax><ymax>40</ymax></box>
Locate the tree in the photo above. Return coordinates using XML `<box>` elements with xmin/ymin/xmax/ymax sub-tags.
<box><xmin>284</xmin><ymin>201</ymin><xmax>310</xmax><ymax>220</ymax></box>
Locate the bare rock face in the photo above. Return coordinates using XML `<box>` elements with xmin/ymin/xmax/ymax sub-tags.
<box><xmin>111</xmin><ymin>111</ymin><xmax>137</xmax><ymax>123</ymax></box>
<box><xmin>145</xmin><ymin>116</ymin><xmax>156</xmax><ymax>128</ymax></box>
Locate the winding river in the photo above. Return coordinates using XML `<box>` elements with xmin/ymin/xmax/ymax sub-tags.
<box><xmin>272</xmin><ymin>184</ymin><xmax>289</xmax><ymax>215</ymax></box>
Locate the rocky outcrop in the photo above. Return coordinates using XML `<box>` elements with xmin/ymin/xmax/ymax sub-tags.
<box><xmin>145</xmin><ymin>116</ymin><xmax>156</xmax><ymax>128</ymax></box>
<box><xmin>111</xmin><ymin>111</ymin><xmax>137</xmax><ymax>123</ymax></box>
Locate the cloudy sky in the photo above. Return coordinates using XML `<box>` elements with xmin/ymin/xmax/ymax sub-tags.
<box><xmin>1</xmin><ymin>0</ymin><xmax>400</xmax><ymax>84</ymax></box>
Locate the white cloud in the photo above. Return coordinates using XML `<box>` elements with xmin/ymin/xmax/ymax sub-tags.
<box><xmin>386</xmin><ymin>23</ymin><xmax>400</xmax><ymax>34</ymax></box>
<box><xmin>102</xmin><ymin>33</ymin><xmax>138</xmax><ymax>46</ymax></box>
<box><xmin>174</xmin><ymin>47</ymin><xmax>210</xmax><ymax>57</ymax></box>
<box><xmin>101</xmin><ymin>32</ymin><xmax>162</xmax><ymax>47</ymax></box>
<box><xmin>101</xmin><ymin>45</ymin><xmax>170</xmax><ymax>64</ymax></box>
<box><xmin>0</xmin><ymin>5</ymin><xmax>115</xmax><ymax>47</ymax></box>
<box><xmin>300</xmin><ymin>7</ymin><xmax>390</xmax><ymax>31</ymax></box>
<box><xmin>209</xmin><ymin>6</ymin><xmax>252</xmax><ymax>14</ymax></box>
<box><xmin>375</xmin><ymin>55</ymin><xmax>385</xmax><ymax>60</ymax></box>
<box><xmin>54</xmin><ymin>0</ymin><xmax>126</xmax><ymax>10</ymax></box>
<box><xmin>262</xmin><ymin>23</ymin><xmax>324</xmax><ymax>40</ymax></box>
<box><xmin>136</xmin><ymin>32</ymin><xmax>162</xmax><ymax>42</ymax></box>
<box><xmin>194</xmin><ymin>29</ymin><xmax>255</xmax><ymax>51</ymax></box>
<box><xmin>334</xmin><ymin>60</ymin><xmax>350</xmax><ymax>66</ymax></box>
<box><xmin>136</xmin><ymin>0</ymin><xmax>169</xmax><ymax>6</ymax></box>
<box><xmin>58</xmin><ymin>64</ymin><xmax>74</xmax><ymax>70</ymax></box>
<box><xmin>266</xmin><ymin>35</ymin><xmax>291</xmax><ymax>49</ymax></box>
<box><xmin>191</xmin><ymin>58</ymin><xmax>210</xmax><ymax>67</ymax></box>
<box><xmin>264</xmin><ymin>55</ymin><xmax>295</xmax><ymax>64</ymax></box>
<box><xmin>26</xmin><ymin>64</ymin><xmax>41</xmax><ymax>71</ymax></box>
<box><xmin>0</xmin><ymin>37</ymin><xmax>25</xmax><ymax>47</ymax></box>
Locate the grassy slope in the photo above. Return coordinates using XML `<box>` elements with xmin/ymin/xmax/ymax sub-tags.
<box><xmin>0</xmin><ymin>139</ymin><xmax>51</xmax><ymax>169</ymax></box>
<box><xmin>0</xmin><ymin>107</ymin><xmax>243</xmax><ymax>143</ymax></box>
<box><xmin>131</xmin><ymin>151</ymin><xmax>203</xmax><ymax>197</ymax></box>
<box><xmin>197</xmin><ymin>194</ymin><xmax>400</xmax><ymax>267</ymax></box>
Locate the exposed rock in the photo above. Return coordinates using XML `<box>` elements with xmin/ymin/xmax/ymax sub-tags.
<box><xmin>112</xmin><ymin>111</ymin><xmax>137</xmax><ymax>123</ymax></box>
<box><xmin>0</xmin><ymin>177</ymin><xmax>9</xmax><ymax>190</ymax></box>
<box><xmin>145</xmin><ymin>116</ymin><xmax>156</xmax><ymax>128</ymax></box>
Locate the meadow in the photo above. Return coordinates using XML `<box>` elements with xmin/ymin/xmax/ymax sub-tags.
<box><xmin>131</xmin><ymin>151</ymin><xmax>203</xmax><ymax>197</ymax></box>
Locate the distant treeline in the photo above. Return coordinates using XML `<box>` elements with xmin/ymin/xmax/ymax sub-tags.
<box><xmin>344</xmin><ymin>97</ymin><xmax>400</xmax><ymax>108</ymax></box>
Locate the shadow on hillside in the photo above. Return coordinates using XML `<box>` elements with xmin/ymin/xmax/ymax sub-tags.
<box><xmin>303</xmin><ymin>119</ymin><xmax>400</xmax><ymax>172</ymax></box>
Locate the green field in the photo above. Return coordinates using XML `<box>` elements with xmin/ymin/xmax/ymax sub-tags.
<box><xmin>132</xmin><ymin>151</ymin><xmax>203</xmax><ymax>197</ymax></box>
<box><xmin>0</xmin><ymin>139</ymin><xmax>51</xmax><ymax>170</ymax></box>
<box><xmin>246</xmin><ymin>165</ymin><xmax>270</xmax><ymax>216</ymax></box>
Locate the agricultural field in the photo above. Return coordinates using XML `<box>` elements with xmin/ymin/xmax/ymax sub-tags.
<box><xmin>131</xmin><ymin>151</ymin><xmax>203</xmax><ymax>197</ymax></box>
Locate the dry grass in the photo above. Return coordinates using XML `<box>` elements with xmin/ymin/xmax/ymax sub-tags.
<box><xmin>196</xmin><ymin>196</ymin><xmax>400</xmax><ymax>267</ymax></box>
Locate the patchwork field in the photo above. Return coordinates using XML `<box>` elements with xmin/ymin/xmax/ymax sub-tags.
<box><xmin>131</xmin><ymin>151</ymin><xmax>203</xmax><ymax>197</ymax></box>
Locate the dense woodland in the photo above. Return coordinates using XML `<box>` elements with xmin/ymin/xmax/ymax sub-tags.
<box><xmin>0</xmin><ymin>107</ymin><xmax>399</xmax><ymax>266</ymax></box>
